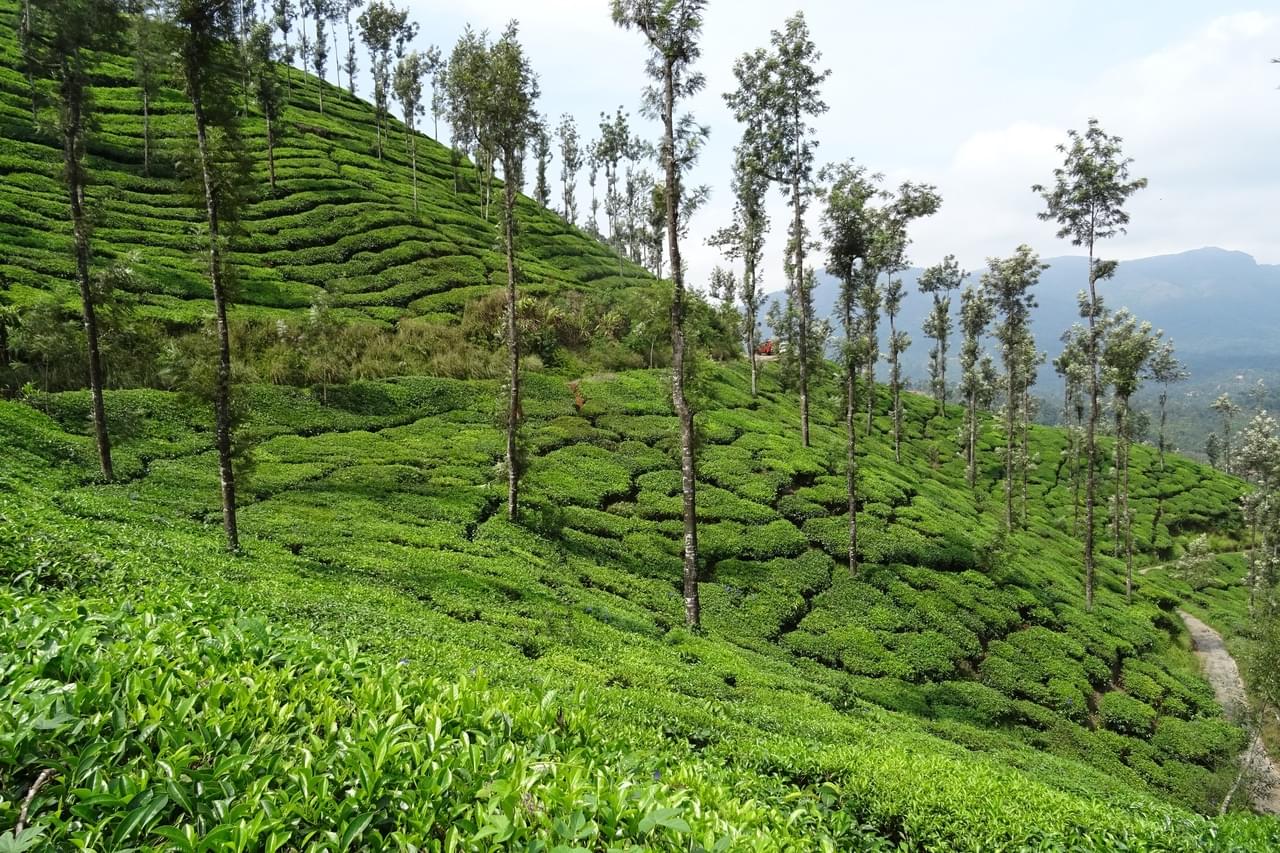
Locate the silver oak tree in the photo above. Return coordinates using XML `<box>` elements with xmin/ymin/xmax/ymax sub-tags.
<box><xmin>28</xmin><ymin>0</ymin><xmax>126</xmax><ymax>483</ymax></box>
<box><xmin>726</xmin><ymin>13</ymin><xmax>829</xmax><ymax>447</ymax></box>
<box><xmin>1035</xmin><ymin>119</ymin><xmax>1146</xmax><ymax>610</ymax></box>
<box><xmin>613</xmin><ymin>0</ymin><xmax>709</xmax><ymax>629</ymax></box>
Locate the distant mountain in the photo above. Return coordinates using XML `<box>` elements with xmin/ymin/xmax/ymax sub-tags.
<box><xmin>764</xmin><ymin>247</ymin><xmax>1280</xmax><ymax>387</ymax></box>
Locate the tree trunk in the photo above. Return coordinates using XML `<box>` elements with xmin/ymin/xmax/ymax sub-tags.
<box><xmin>1114</xmin><ymin>403</ymin><xmax>1124</xmax><ymax>557</ymax></box>
<box><xmin>62</xmin><ymin>80</ymin><xmax>114</xmax><ymax>482</ymax></box>
<box><xmin>1005</xmin><ymin>360</ymin><xmax>1015</xmax><ymax>531</ymax></box>
<box><xmin>967</xmin><ymin>387</ymin><xmax>978</xmax><ymax>489</ymax></box>
<box><xmin>503</xmin><ymin>164</ymin><xmax>520</xmax><ymax>522</ymax></box>
<box><xmin>1084</xmin><ymin>244</ymin><xmax>1098</xmax><ymax>610</ymax></box>
<box><xmin>1073</xmin><ymin>405</ymin><xmax>1083</xmax><ymax>535</ymax></box>
<box><xmin>939</xmin><ymin>327</ymin><xmax>948</xmax><ymax>415</ymax></box>
<box><xmin>1021</xmin><ymin>378</ymin><xmax>1030</xmax><ymax>528</ymax></box>
<box><xmin>865</xmin><ymin>359</ymin><xmax>875</xmax><ymax>437</ymax></box>
<box><xmin>192</xmin><ymin>90</ymin><xmax>239</xmax><ymax>552</ymax></box>
<box><xmin>845</xmin><ymin>295</ymin><xmax>858</xmax><ymax>575</ymax></box>
<box><xmin>141</xmin><ymin>86</ymin><xmax>151</xmax><ymax>178</ymax></box>
<box><xmin>265</xmin><ymin>111</ymin><xmax>277</xmax><ymax>191</ymax></box>
<box><xmin>409</xmin><ymin>133</ymin><xmax>418</xmax><ymax>214</ymax></box>
<box><xmin>21</xmin><ymin>0</ymin><xmax>36</xmax><ymax>123</ymax></box>
<box><xmin>866</xmin><ymin>301</ymin><xmax>876</xmax><ymax>437</ymax></box>
<box><xmin>1122</xmin><ymin>397</ymin><xmax>1133</xmax><ymax>604</ymax></box>
<box><xmin>1157</xmin><ymin>389</ymin><xmax>1168</xmax><ymax>471</ymax></box>
<box><xmin>0</xmin><ymin>318</ymin><xmax>9</xmax><ymax>372</ymax></box>
<box><xmin>890</xmin><ymin>307</ymin><xmax>901</xmax><ymax>463</ymax></box>
<box><xmin>1224</xmin><ymin>419</ymin><xmax>1232</xmax><ymax>475</ymax></box>
<box><xmin>745</xmin><ymin>259</ymin><xmax>757</xmax><ymax>397</ymax></box>
<box><xmin>663</xmin><ymin>62</ymin><xmax>699</xmax><ymax>629</ymax></box>
<box><xmin>792</xmin><ymin>178</ymin><xmax>809</xmax><ymax>448</ymax></box>
<box><xmin>332</xmin><ymin>28</ymin><xmax>342</xmax><ymax>91</ymax></box>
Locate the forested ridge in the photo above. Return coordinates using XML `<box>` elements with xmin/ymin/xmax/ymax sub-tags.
<box><xmin>2</xmin><ymin>0</ymin><xmax>1280</xmax><ymax>849</ymax></box>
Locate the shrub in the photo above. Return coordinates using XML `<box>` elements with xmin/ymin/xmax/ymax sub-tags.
<box><xmin>1099</xmin><ymin>692</ymin><xmax>1158</xmax><ymax>736</ymax></box>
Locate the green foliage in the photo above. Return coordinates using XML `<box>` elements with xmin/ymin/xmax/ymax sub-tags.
<box><xmin>1099</xmin><ymin>691</ymin><xmax>1158</xmax><ymax>736</ymax></box>
<box><xmin>0</xmin><ymin>3</ymin><xmax>1273</xmax><ymax>843</ymax></box>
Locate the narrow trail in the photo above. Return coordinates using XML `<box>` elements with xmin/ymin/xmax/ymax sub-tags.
<box><xmin>1178</xmin><ymin>610</ymin><xmax>1280</xmax><ymax>815</ymax></box>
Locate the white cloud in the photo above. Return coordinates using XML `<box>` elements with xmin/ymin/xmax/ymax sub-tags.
<box><xmin>393</xmin><ymin>3</ymin><xmax>1280</xmax><ymax>292</ymax></box>
<box><xmin>899</xmin><ymin>10</ymin><xmax>1280</xmax><ymax>274</ymax></box>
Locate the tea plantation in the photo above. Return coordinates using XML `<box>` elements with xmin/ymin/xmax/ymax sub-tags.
<box><xmin>3</xmin><ymin>362</ymin><xmax>1278</xmax><ymax>849</ymax></box>
<box><xmin>0</xmin><ymin>0</ymin><xmax>646</xmax><ymax>332</ymax></box>
<box><xmin>3</xmin><ymin>1</ymin><xmax>1279</xmax><ymax>847</ymax></box>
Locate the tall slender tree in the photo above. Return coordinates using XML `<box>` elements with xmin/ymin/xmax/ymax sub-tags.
<box><xmin>271</xmin><ymin>0</ymin><xmax>295</xmax><ymax>91</ymax></box>
<box><xmin>1035</xmin><ymin>119</ymin><xmax>1147</xmax><ymax>610</ymax></box>
<box><xmin>358</xmin><ymin>0</ymin><xmax>414</xmax><ymax>160</ymax></box>
<box><xmin>880</xmin><ymin>183</ymin><xmax>940</xmax><ymax>459</ymax></box>
<box><xmin>708</xmin><ymin>149</ymin><xmax>770</xmax><ymax>396</ymax></box>
<box><xmin>918</xmin><ymin>254</ymin><xmax>966</xmax><ymax>418</ymax></box>
<box><xmin>884</xmin><ymin>277</ymin><xmax>909</xmax><ymax>462</ymax></box>
<box><xmin>446</xmin><ymin>27</ymin><xmax>495</xmax><ymax>214</ymax></box>
<box><xmin>130</xmin><ymin>0</ymin><xmax>164</xmax><ymax>178</ymax></box>
<box><xmin>342</xmin><ymin>0</ymin><xmax>361</xmax><ymax>95</ymax></box>
<box><xmin>596</xmin><ymin>107</ymin><xmax>634</xmax><ymax>244</ymax></box>
<box><xmin>613</xmin><ymin>0</ymin><xmax>709</xmax><ymax>629</ymax></box>
<box><xmin>983</xmin><ymin>245</ymin><xmax>1046</xmax><ymax>532</ymax></box>
<box><xmin>556</xmin><ymin>114</ymin><xmax>582</xmax><ymax>223</ymax></box>
<box><xmin>959</xmin><ymin>285</ymin><xmax>993</xmax><ymax>489</ymax></box>
<box><xmin>1102</xmin><ymin>310</ymin><xmax>1160</xmax><ymax>603</ymax></box>
<box><xmin>1212</xmin><ymin>393</ymin><xmax>1242</xmax><ymax>476</ymax></box>
<box><xmin>168</xmin><ymin>0</ymin><xmax>248</xmax><ymax>551</ymax></box>
<box><xmin>393</xmin><ymin>50</ymin><xmax>425</xmax><ymax>213</ymax></box>
<box><xmin>1018</xmin><ymin>333</ymin><xmax>1045</xmax><ymax>527</ymax></box>
<box><xmin>488</xmin><ymin>23</ymin><xmax>539</xmax><ymax>521</ymax></box>
<box><xmin>296</xmin><ymin>0</ymin><xmax>312</xmax><ymax>91</ymax></box>
<box><xmin>531</xmin><ymin>115</ymin><xmax>552</xmax><ymax>208</ymax></box>
<box><xmin>325</xmin><ymin>0</ymin><xmax>342</xmax><ymax>89</ymax></box>
<box><xmin>30</xmin><ymin>0</ymin><xmax>125</xmax><ymax>482</ymax></box>
<box><xmin>1057</xmin><ymin>324</ymin><xmax>1090</xmax><ymax>534</ymax></box>
<box><xmin>247</xmin><ymin>22</ymin><xmax>285</xmax><ymax>192</ymax></box>
<box><xmin>423</xmin><ymin>45</ymin><xmax>443</xmax><ymax>139</ymax></box>
<box><xmin>858</xmin><ymin>258</ymin><xmax>882</xmax><ymax>437</ymax></box>
<box><xmin>1148</xmin><ymin>339</ymin><xmax>1187</xmax><ymax>471</ymax></box>
<box><xmin>725</xmin><ymin>13</ymin><xmax>829</xmax><ymax>447</ymax></box>
<box><xmin>820</xmin><ymin>159</ymin><xmax>881</xmax><ymax>574</ymax></box>
<box><xmin>19</xmin><ymin>0</ymin><xmax>39</xmax><ymax>122</ymax></box>
<box><xmin>310</xmin><ymin>0</ymin><xmax>328</xmax><ymax>113</ymax></box>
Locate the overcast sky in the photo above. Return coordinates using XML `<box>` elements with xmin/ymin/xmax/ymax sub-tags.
<box><xmin>382</xmin><ymin>1</ymin><xmax>1279</xmax><ymax>292</ymax></box>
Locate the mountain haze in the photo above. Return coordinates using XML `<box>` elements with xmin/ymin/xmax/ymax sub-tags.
<box><xmin>766</xmin><ymin>247</ymin><xmax>1280</xmax><ymax>386</ymax></box>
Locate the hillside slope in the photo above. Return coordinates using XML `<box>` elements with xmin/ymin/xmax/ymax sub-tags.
<box><xmin>3</xmin><ymin>363</ymin><xmax>1276</xmax><ymax>848</ymax></box>
<box><xmin>0</xmin><ymin>0</ymin><xmax>645</xmax><ymax>331</ymax></box>
<box><xmin>3</xmin><ymin>3</ymin><xmax>1278</xmax><ymax>848</ymax></box>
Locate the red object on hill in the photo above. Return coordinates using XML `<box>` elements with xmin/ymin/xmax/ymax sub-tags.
<box><xmin>757</xmin><ymin>339</ymin><xmax>775</xmax><ymax>356</ymax></box>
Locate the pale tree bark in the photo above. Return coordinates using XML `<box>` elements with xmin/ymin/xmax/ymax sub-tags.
<box><xmin>1084</xmin><ymin>238</ymin><xmax>1099</xmax><ymax>610</ymax></box>
<box><xmin>662</xmin><ymin>61</ymin><xmax>699</xmax><ymax>628</ymax></box>
<box><xmin>792</xmin><ymin>174</ymin><xmax>809</xmax><ymax>447</ymax></box>
<box><xmin>889</xmin><ymin>305</ymin><xmax>902</xmax><ymax>463</ymax></box>
<box><xmin>192</xmin><ymin>90</ymin><xmax>239</xmax><ymax>552</ymax></box>
<box><xmin>844</xmin><ymin>298</ymin><xmax>858</xmax><ymax>575</ymax></box>
<box><xmin>1005</xmin><ymin>360</ymin><xmax>1016</xmax><ymax>531</ymax></box>
<box><xmin>1021</xmin><ymin>378</ymin><xmax>1030</xmax><ymax>527</ymax></box>
<box><xmin>61</xmin><ymin>71</ymin><xmax>113</xmax><ymax>482</ymax></box>
<box><xmin>745</xmin><ymin>257</ymin><xmax>758</xmax><ymax>397</ymax></box>
<box><xmin>503</xmin><ymin>166</ymin><xmax>520</xmax><ymax>521</ymax></box>
<box><xmin>966</xmin><ymin>386</ymin><xmax>978</xmax><ymax>489</ymax></box>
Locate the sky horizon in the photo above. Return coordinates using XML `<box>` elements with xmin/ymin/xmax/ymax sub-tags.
<box><xmin>352</xmin><ymin>2</ymin><xmax>1280</xmax><ymax>293</ymax></box>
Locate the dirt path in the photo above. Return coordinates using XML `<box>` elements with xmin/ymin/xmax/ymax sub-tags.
<box><xmin>1179</xmin><ymin>610</ymin><xmax>1280</xmax><ymax>815</ymax></box>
